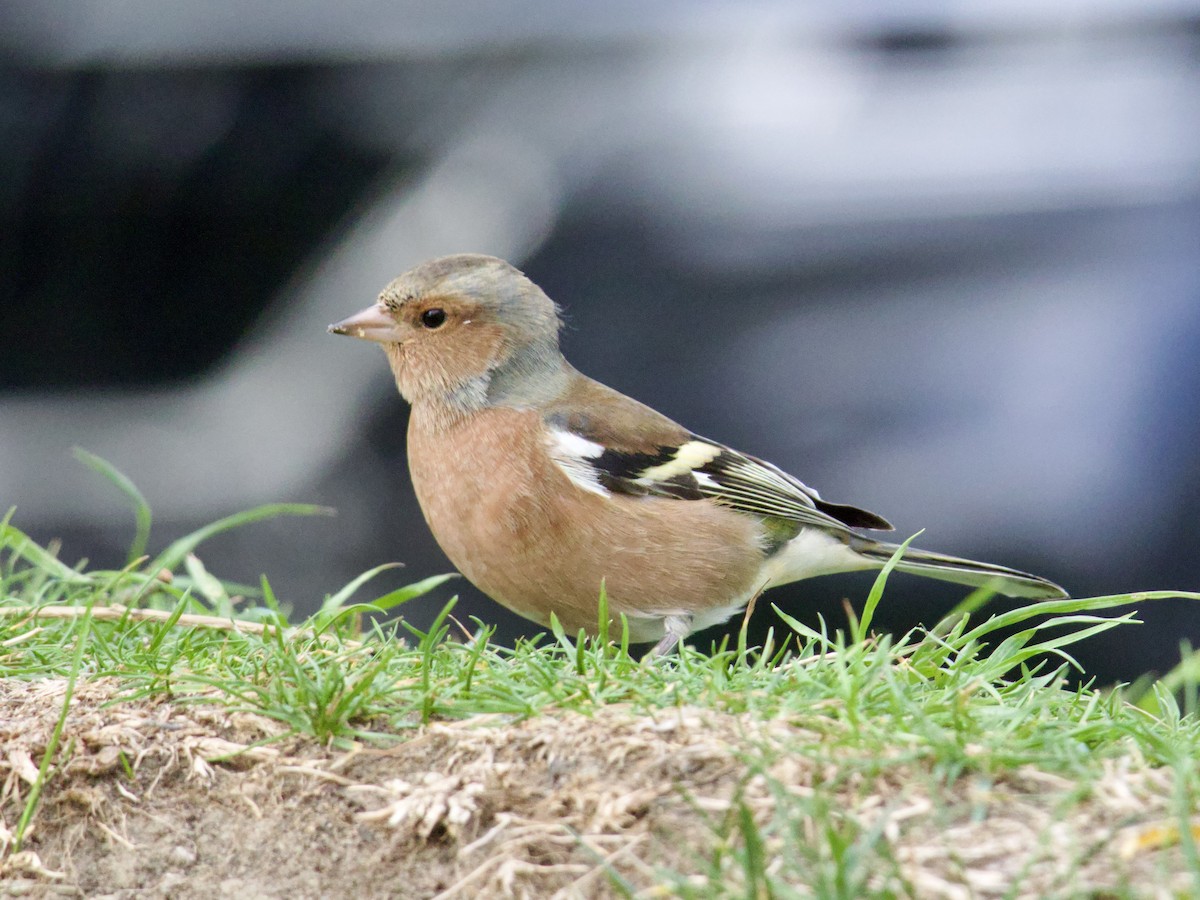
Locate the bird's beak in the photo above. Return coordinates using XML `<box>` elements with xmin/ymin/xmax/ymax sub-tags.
<box><xmin>327</xmin><ymin>304</ymin><xmax>404</xmax><ymax>343</ymax></box>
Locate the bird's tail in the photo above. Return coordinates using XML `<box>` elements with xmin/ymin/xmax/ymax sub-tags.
<box><xmin>852</xmin><ymin>538</ymin><xmax>1067</xmax><ymax>600</ymax></box>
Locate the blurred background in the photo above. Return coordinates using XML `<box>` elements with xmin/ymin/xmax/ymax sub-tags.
<box><xmin>3</xmin><ymin>1</ymin><xmax>1199</xmax><ymax>683</ymax></box>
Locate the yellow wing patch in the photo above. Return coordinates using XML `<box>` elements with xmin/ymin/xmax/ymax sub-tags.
<box><xmin>635</xmin><ymin>440</ymin><xmax>722</xmax><ymax>483</ymax></box>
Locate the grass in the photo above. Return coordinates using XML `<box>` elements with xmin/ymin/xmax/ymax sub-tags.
<box><xmin>2</xmin><ymin>453</ymin><xmax>1200</xmax><ymax>896</ymax></box>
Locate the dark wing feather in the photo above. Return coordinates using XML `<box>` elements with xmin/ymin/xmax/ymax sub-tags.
<box><xmin>559</xmin><ymin>428</ymin><xmax>892</xmax><ymax>533</ymax></box>
<box><xmin>541</xmin><ymin>371</ymin><xmax>892</xmax><ymax>533</ymax></box>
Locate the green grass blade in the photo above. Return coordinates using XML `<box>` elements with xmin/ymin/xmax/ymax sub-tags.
<box><xmin>367</xmin><ymin>572</ymin><xmax>458</xmax><ymax>612</ymax></box>
<box><xmin>319</xmin><ymin>563</ymin><xmax>405</xmax><ymax>616</ymax></box>
<box><xmin>772</xmin><ymin>604</ymin><xmax>831</xmax><ymax>647</ymax></box>
<box><xmin>148</xmin><ymin>503</ymin><xmax>334</xmax><ymax>573</ymax></box>
<box><xmin>1</xmin><ymin>523</ymin><xmax>91</xmax><ymax>584</ymax></box>
<box><xmin>73</xmin><ymin>448</ymin><xmax>153</xmax><ymax>564</ymax></box>
<box><xmin>419</xmin><ymin>597</ymin><xmax>458</xmax><ymax>724</ymax></box>
<box><xmin>955</xmin><ymin>591</ymin><xmax>1200</xmax><ymax>649</ymax></box>
<box><xmin>13</xmin><ymin>602</ymin><xmax>94</xmax><ymax>852</ymax></box>
<box><xmin>183</xmin><ymin>553</ymin><xmax>233</xmax><ymax>615</ymax></box>
<box><xmin>857</xmin><ymin>531</ymin><xmax>922</xmax><ymax>642</ymax></box>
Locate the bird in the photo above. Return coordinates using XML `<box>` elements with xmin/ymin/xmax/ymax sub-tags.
<box><xmin>329</xmin><ymin>253</ymin><xmax>1067</xmax><ymax>656</ymax></box>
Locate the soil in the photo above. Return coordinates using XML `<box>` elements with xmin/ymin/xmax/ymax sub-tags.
<box><xmin>0</xmin><ymin>678</ymin><xmax>1191</xmax><ymax>898</ymax></box>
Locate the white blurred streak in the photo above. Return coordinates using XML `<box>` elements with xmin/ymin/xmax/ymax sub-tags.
<box><xmin>630</xmin><ymin>34</ymin><xmax>1200</xmax><ymax>266</ymax></box>
<box><xmin>0</xmin><ymin>105</ymin><xmax>563</xmax><ymax>521</ymax></box>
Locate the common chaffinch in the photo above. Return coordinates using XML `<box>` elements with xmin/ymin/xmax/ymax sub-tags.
<box><xmin>330</xmin><ymin>254</ymin><xmax>1067</xmax><ymax>655</ymax></box>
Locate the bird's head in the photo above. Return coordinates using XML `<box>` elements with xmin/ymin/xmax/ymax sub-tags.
<box><xmin>329</xmin><ymin>254</ymin><xmax>566</xmax><ymax>408</ymax></box>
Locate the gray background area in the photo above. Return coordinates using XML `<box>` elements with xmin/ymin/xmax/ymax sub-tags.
<box><xmin>3</xmin><ymin>2</ymin><xmax>1199</xmax><ymax>681</ymax></box>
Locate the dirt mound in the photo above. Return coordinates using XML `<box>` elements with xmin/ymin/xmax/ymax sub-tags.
<box><xmin>0</xmin><ymin>678</ymin><xmax>1188</xmax><ymax>898</ymax></box>
<box><xmin>0</xmin><ymin>678</ymin><xmax>768</xmax><ymax>897</ymax></box>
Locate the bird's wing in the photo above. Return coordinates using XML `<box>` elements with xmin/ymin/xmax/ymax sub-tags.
<box><xmin>541</xmin><ymin>374</ymin><xmax>892</xmax><ymax>533</ymax></box>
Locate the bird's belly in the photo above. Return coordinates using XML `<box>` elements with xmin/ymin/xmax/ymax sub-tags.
<box><xmin>407</xmin><ymin>406</ymin><xmax>764</xmax><ymax>638</ymax></box>
<box><xmin>759</xmin><ymin>527</ymin><xmax>874</xmax><ymax>587</ymax></box>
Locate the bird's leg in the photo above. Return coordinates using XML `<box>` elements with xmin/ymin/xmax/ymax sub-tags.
<box><xmin>647</xmin><ymin>614</ymin><xmax>693</xmax><ymax>658</ymax></box>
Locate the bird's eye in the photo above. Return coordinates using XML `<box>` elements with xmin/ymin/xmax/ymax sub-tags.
<box><xmin>420</xmin><ymin>308</ymin><xmax>446</xmax><ymax>329</ymax></box>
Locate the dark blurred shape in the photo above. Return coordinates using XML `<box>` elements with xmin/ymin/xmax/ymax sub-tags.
<box><xmin>867</xmin><ymin>27</ymin><xmax>958</xmax><ymax>55</ymax></box>
<box><xmin>0</xmin><ymin>66</ymin><xmax>392</xmax><ymax>389</ymax></box>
